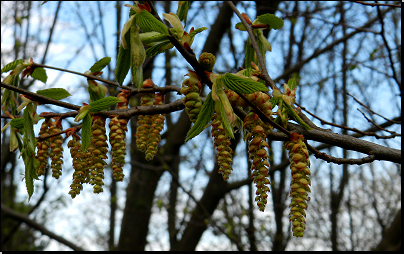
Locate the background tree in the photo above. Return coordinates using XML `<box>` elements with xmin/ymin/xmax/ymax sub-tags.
<box><xmin>1</xmin><ymin>1</ymin><xmax>401</xmax><ymax>251</ymax></box>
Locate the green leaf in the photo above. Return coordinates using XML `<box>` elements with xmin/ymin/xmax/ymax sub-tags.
<box><xmin>235</xmin><ymin>22</ymin><xmax>247</xmax><ymax>31</ymax></box>
<box><xmin>81</xmin><ymin>114</ymin><xmax>91</xmax><ymax>151</ymax></box>
<box><xmin>31</xmin><ymin>67</ymin><xmax>47</xmax><ymax>83</ymax></box>
<box><xmin>255</xmin><ymin>14</ymin><xmax>284</xmax><ymax>30</ymax></box>
<box><xmin>88</xmin><ymin>96</ymin><xmax>122</xmax><ymax>113</ymax></box>
<box><xmin>36</xmin><ymin>88</ymin><xmax>71</xmax><ymax>100</ymax></box>
<box><xmin>186</xmin><ymin>92</ymin><xmax>215</xmax><ymax>141</ymax></box>
<box><xmin>218</xmin><ymin>99</ymin><xmax>234</xmax><ymax>139</ymax></box>
<box><xmin>1</xmin><ymin>59</ymin><xmax>23</xmax><ymax>74</ymax></box>
<box><xmin>89</xmin><ymin>57</ymin><xmax>111</xmax><ymax>73</ymax></box>
<box><xmin>23</xmin><ymin>103</ymin><xmax>38</xmax><ymax>201</ymax></box>
<box><xmin>222</xmin><ymin>73</ymin><xmax>268</xmax><ymax>94</ymax></box>
<box><xmin>176</xmin><ymin>1</ymin><xmax>191</xmax><ymax>27</ymax></box>
<box><xmin>140</xmin><ymin>31</ymin><xmax>168</xmax><ymax>46</ymax></box>
<box><xmin>145</xmin><ymin>41</ymin><xmax>172</xmax><ymax>58</ymax></box>
<box><xmin>287</xmin><ymin>78</ymin><xmax>297</xmax><ymax>90</ymax></box>
<box><xmin>131</xmin><ymin>64</ymin><xmax>143</xmax><ymax>90</ymax></box>
<box><xmin>136</xmin><ymin>10</ymin><xmax>168</xmax><ymax>35</ymax></box>
<box><xmin>115</xmin><ymin>31</ymin><xmax>132</xmax><ymax>86</ymax></box>
<box><xmin>10</xmin><ymin>117</ymin><xmax>25</xmax><ymax>130</ymax></box>
<box><xmin>189</xmin><ymin>27</ymin><xmax>208</xmax><ymax>37</ymax></box>
<box><xmin>245</xmin><ymin>37</ymin><xmax>256</xmax><ymax>69</ymax></box>
<box><xmin>283</xmin><ymin>102</ymin><xmax>312</xmax><ymax>130</ymax></box>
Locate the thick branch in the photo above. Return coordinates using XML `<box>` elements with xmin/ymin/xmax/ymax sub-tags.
<box><xmin>1</xmin><ymin>203</ymin><xmax>85</xmax><ymax>251</ymax></box>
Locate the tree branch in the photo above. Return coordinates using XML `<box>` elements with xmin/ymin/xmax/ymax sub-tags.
<box><xmin>1</xmin><ymin>203</ymin><xmax>85</xmax><ymax>251</ymax></box>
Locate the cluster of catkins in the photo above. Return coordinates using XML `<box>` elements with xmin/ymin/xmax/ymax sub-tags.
<box><xmin>109</xmin><ymin>90</ymin><xmax>131</xmax><ymax>181</ymax></box>
<box><xmin>135</xmin><ymin>79</ymin><xmax>165</xmax><ymax>161</ymax></box>
<box><xmin>284</xmin><ymin>133</ymin><xmax>311</xmax><ymax>237</ymax></box>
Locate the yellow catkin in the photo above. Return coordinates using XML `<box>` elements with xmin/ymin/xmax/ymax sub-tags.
<box><xmin>36</xmin><ymin>118</ymin><xmax>52</xmax><ymax>176</ymax></box>
<box><xmin>211</xmin><ymin>114</ymin><xmax>233</xmax><ymax>180</ymax></box>
<box><xmin>284</xmin><ymin>133</ymin><xmax>311</xmax><ymax>237</ymax></box>
<box><xmin>48</xmin><ymin>118</ymin><xmax>64</xmax><ymax>179</ymax></box>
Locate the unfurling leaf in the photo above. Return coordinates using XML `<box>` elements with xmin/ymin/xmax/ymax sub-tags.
<box><xmin>130</xmin><ymin>24</ymin><xmax>146</xmax><ymax>90</ymax></box>
<box><xmin>287</xmin><ymin>77</ymin><xmax>297</xmax><ymax>90</ymax></box>
<box><xmin>163</xmin><ymin>12</ymin><xmax>184</xmax><ymax>37</ymax></box>
<box><xmin>222</xmin><ymin>73</ymin><xmax>268</xmax><ymax>94</ymax></box>
<box><xmin>189</xmin><ymin>27</ymin><xmax>208</xmax><ymax>37</ymax></box>
<box><xmin>176</xmin><ymin>1</ymin><xmax>191</xmax><ymax>27</ymax></box>
<box><xmin>81</xmin><ymin>114</ymin><xmax>91</xmax><ymax>151</ymax></box>
<box><xmin>115</xmin><ymin>31</ymin><xmax>132</xmax><ymax>86</ymax></box>
<box><xmin>186</xmin><ymin>92</ymin><xmax>215</xmax><ymax>141</ymax></box>
<box><xmin>1</xmin><ymin>59</ymin><xmax>24</xmax><ymax>74</ymax></box>
<box><xmin>145</xmin><ymin>41</ymin><xmax>173</xmax><ymax>58</ymax></box>
<box><xmin>90</xmin><ymin>57</ymin><xmax>111</xmax><ymax>73</ymax></box>
<box><xmin>36</xmin><ymin>88</ymin><xmax>71</xmax><ymax>100</ymax></box>
<box><xmin>136</xmin><ymin>10</ymin><xmax>168</xmax><ymax>35</ymax></box>
<box><xmin>283</xmin><ymin>102</ymin><xmax>312</xmax><ymax>130</ymax></box>
<box><xmin>10</xmin><ymin>117</ymin><xmax>25</xmax><ymax>130</ymax></box>
<box><xmin>88</xmin><ymin>96</ymin><xmax>122</xmax><ymax>113</ymax></box>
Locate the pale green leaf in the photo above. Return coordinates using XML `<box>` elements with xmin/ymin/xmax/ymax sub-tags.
<box><xmin>287</xmin><ymin>78</ymin><xmax>297</xmax><ymax>90</ymax></box>
<box><xmin>89</xmin><ymin>96</ymin><xmax>122</xmax><ymax>113</ymax></box>
<box><xmin>189</xmin><ymin>27</ymin><xmax>208</xmax><ymax>37</ymax></box>
<box><xmin>136</xmin><ymin>10</ymin><xmax>168</xmax><ymax>35</ymax></box>
<box><xmin>81</xmin><ymin>114</ymin><xmax>91</xmax><ymax>151</ymax></box>
<box><xmin>222</xmin><ymin>73</ymin><xmax>268</xmax><ymax>94</ymax></box>
<box><xmin>283</xmin><ymin>102</ymin><xmax>311</xmax><ymax>130</ymax></box>
<box><xmin>36</xmin><ymin>88</ymin><xmax>71</xmax><ymax>100</ymax></box>
<box><xmin>145</xmin><ymin>41</ymin><xmax>172</xmax><ymax>58</ymax></box>
<box><xmin>115</xmin><ymin>31</ymin><xmax>132</xmax><ymax>85</ymax></box>
<box><xmin>90</xmin><ymin>57</ymin><xmax>111</xmax><ymax>73</ymax></box>
<box><xmin>186</xmin><ymin>92</ymin><xmax>215</xmax><ymax>141</ymax></box>
<box><xmin>1</xmin><ymin>59</ymin><xmax>23</xmax><ymax>74</ymax></box>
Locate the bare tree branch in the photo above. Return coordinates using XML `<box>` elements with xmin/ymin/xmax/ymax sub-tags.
<box><xmin>1</xmin><ymin>203</ymin><xmax>85</xmax><ymax>251</ymax></box>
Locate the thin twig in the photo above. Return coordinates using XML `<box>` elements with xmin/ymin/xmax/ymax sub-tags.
<box><xmin>352</xmin><ymin>1</ymin><xmax>401</xmax><ymax>8</ymax></box>
<box><xmin>347</xmin><ymin>92</ymin><xmax>401</xmax><ymax>124</ymax></box>
<box><xmin>225</xmin><ymin>1</ymin><xmax>278</xmax><ymax>90</ymax></box>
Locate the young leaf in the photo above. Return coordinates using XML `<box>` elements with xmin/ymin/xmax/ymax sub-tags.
<box><xmin>10</xmin><ymin>117</ymin><xmax>26</xmax><ymax>130</ymax></box>
<box><xmin>176</xmin><ymin>1</ymin><xmax>191</xmax><ymax>27</ymax></box>
<box><xmin>162</xmin><ymin>13</ymin><xmax>184</xmax><ymax>37</ymax></box>
<box><xmin>140</xmin><ymin>31</ymin><xmax>168</xmax><ymax>46</ymax></box>
<box><xmin>136</xmin><ymin>10</ymin><xmax>168</xmax><ymax>35</ymax></box>
<box><xmin>222</xmin><ymin>73</ymin><xmax>268</xmax><ymax>94</ymax></box>
<box><xmin>287</xmin><ymin>77</ymin><xmax>297</xmax><ymax>90</ymax></box>
<box><xmin>81</xmin><ymin>114</ymin><xmax>91</xmax><ymax>151</ymax></box>
<box><xmin>145</xmin><ymin>41</ymin><xmax>172</xmax><ymax>58</ymax></box>
<box><xmin>218</xmin><ymin>98</ymin><xmax>235</xmax><ymax>139</ymax></box>
<box><xmin>255</xmin><ymin>13</ymin><xmax>284</xmax><ymax>30</ymax></box>
<box><xmin>90</xmin><ymin>57</ymin><xmax>111</xmax><ymax>73</ymax></box>
<box><xmin>115</xmin><ymin>32</ymin><xmax>132</xmax><ymax>85</ymax></box>
<box><xmin>36</xmin><ymin>88</ymin><xmax>71</xmax><ymax>100</ymax></box>
<box><xmin>186</xmin><ymin>92</ymin><xmax>215</xmax><ymax>141</ymax></box>
<box><xmin>1</xmin><ymin>59</ymin><xmax>23</xmax><ymax>74</ymax></box>
<box><xmin>31</xmin><ymin>67</ymin><xmax>47</xmax><ymax>83</ymax></box>
<box><xmin>189</xmin><ymin>27</ymin><xmax>208</xmax><ymax>37</ymax></box>
<box><xmin>283</xmin><ymin>102</ymin><xmax>312</xmax><ymax>130</ymax></box>
<box><xmin>23</xmin><ymin>103</ymin><xmax>38</xmax><ymax>201</ymax></box>
<box><xmin>88</xmin><ymin>96</ymin><xmax>122</xmax><ymax>113</ymax></box>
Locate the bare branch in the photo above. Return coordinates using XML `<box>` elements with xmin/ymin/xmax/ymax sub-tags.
<box><xmin>1</xmin><ymin>203</ymin><xmax>85</xmax><ymax>251</ymax></box>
